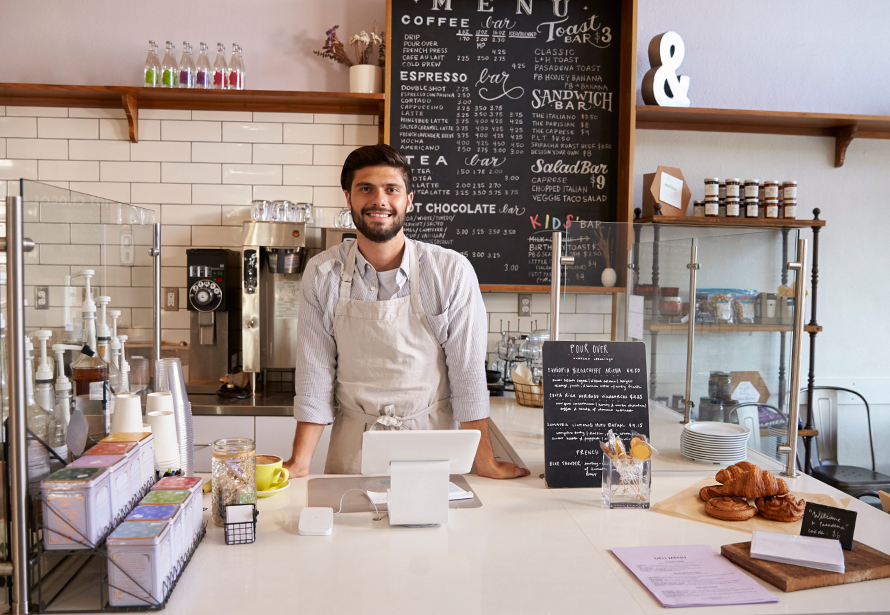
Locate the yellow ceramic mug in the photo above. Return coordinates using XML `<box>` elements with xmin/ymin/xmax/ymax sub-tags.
<box><xmin>256</xmin><ymin>454</ymin><xmax>289</xmax><ymax>491</ymax></box>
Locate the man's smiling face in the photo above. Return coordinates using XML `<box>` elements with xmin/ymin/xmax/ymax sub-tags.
<box><xmin>345</xmin><ymin>165</ymin><xmax>413</xmax><ymax>244</ymax></box>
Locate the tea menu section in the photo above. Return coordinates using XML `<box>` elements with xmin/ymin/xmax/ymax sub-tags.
<box><xmin>543</xmin><ymin>341</ymin><xmax>649</xmax><ymax>488</ymax></box>
<box><xmin>388</xmin><ymin>0</ymin><xmax>623</xmax><ymax>286</ymax></box>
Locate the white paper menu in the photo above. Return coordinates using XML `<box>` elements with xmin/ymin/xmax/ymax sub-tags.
<box><xmin>611</xmin><ymin>545</ymin><xmax>778</xmax><ymax>608</ymax></box>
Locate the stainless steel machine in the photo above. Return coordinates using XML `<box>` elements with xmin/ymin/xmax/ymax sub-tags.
<box><xmin>242</xmin><ymin>222</ymin><xmax>325</xmax><ymax>393</ymax></box>
<box><xmin>185</xmin><ymin>248</ymin><xmax>241</xmax><ymax>394</ymax></box>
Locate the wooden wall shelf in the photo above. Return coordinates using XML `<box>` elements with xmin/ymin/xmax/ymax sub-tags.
<box><xmin>635</xmin><ymin>105</ymin><xmax>890</xmax><ymax>168</ymax></box>
<box><xmin>634</xmin><ymin>216</ymin><xmax>825</xmax><ymax>229</ymax></box>
<box><xmin>0</xmin><ymin>82</ymin><xmax>385</xmax><ymax>142</ymax></box>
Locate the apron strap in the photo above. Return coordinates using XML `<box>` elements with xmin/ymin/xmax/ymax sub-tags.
<box><xmin>338</xmin><ymin>398</ymin><xmax>451</xmax><ymax>430</ymax></box>
<box><xmin>339</xmin><ymin>239</ymin><xmax>360</xmax><ymax>300</ymax></box>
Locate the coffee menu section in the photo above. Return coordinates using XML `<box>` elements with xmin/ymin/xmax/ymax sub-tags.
<box><xmin>388</xmin><ymin>0</ymin><xmax>623</xmax><ymax>286</ymax></box>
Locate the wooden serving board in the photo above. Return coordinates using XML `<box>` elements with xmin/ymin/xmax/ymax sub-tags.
<box><xmin>721</xmin><ymin>540</ymin><xmax>890</xmax><ymax>592</ymax></box>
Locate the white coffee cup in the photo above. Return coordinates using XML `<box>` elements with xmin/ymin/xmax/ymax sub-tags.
<box><xmin>146</xmin><ymin>409</ymin><xmax>179</xmax><ymax>467</ymax></box>
<box><xmin>146</xmin><ymin>391</ymin><xmax>175</xmax><ymax>414</ymax></box>
<box><xmin>110</xmin><ymin>394</ymin><xmax>144</xmax><ymax>434</ymax></box>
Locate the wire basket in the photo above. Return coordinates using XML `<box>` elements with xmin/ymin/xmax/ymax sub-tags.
<box><xmin>514</xmin><ymin>382</ymin><xmax>543</xmax><ymax>408</ymax></box>
<box><xmin>224</xmin><ymin>504</ymin><xmax>259</xmax><ymax>545</ymax></box>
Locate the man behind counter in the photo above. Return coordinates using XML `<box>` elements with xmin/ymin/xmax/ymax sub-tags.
<box><xmin>285</xmin><ymin>143</ymin><xmax>528</xmax><ymax>479</ymax></box>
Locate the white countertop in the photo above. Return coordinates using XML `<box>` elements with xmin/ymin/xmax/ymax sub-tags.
<box><xmin>76</xmin><ymin>397</ymin><xmax>890</xmax><ymax>614</ymax></box>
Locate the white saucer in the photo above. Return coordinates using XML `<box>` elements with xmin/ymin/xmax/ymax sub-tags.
<box><xmin>684</xmin><ymin>422</ymin><xmax>750</xmax><ymax>437</ymax></box>
<box><xmin>257</xmin><ymin>480</ymin><xmax>290</xmax><ymax>498</ymax></box>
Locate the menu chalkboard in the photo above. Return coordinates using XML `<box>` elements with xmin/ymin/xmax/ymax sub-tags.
<box><xmin>801</xmin><ymin>503</ymin><xmax>858</xmax><ymax>551</ymax></box>
<box><xmin>543</xmin><ymin>341</ymin><xmax>649</xmax><ymax>488</ymax></box>
<box><xmin>387</xmin><ymin>0</ymin><xmax>626</xmax><ymax>287</ymax></box>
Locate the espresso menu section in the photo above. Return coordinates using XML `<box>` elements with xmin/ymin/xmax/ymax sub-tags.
<box><xmin>543</xmin><ymin>341</ymin><xmax>649</xmax><ymax>488</ymax></box>
<box><xmin>389</xmin><ymin>0</ymin><xmax>623</xmax><ymax>286</ymax></box>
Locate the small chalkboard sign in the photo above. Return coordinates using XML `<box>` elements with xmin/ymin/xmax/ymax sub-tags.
<box><xmin>801</xmin><ymin>503</ymin><xmax>858</xmax><ymax>551</ymax></box>
<box><xmin>543</xmin><ymin>341</ymin><xmax>649</xmax><ymax>488</ymax></box>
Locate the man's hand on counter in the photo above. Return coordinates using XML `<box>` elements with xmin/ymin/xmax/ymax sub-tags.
<box><xmin>461</xmin><ymin>418</ymin><xmax>531</xmax><ymax>479</ymax></box>
<box><xmin>284</xmin><ymin>422</ymin><xmax>326</xmax><ymax>478</ymax></box>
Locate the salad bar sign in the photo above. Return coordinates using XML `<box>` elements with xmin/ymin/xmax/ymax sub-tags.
<box><xmin>388</xmin><ymin>0</ymin><xmax>624</xmax><ymax>286</ymax></box>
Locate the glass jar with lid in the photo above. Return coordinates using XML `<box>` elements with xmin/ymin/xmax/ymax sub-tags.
<box><xmin>783</xmin><ymin>180</ymin><xmax>798</xmax><ymax>200</ymax></box>
<box><xmin>693</xmin><ymin>200</ymin><xmax>705</xmax><ymax>217</ymax></box>
<box><xmin>211</xmin><ymin>438</ymin><xmax>256</xmax><ymax>526</ymax></box>
<box><xmin>764</xmin><ymin>199</ymin><xmax>779</xmax><ymax>219</ymax></box>
<box><xmin>745</xmin><ymin>197</ymin><xmax>760</xmax><ymax>218</ymax></box>
<box><xmin>704</xmin><ymin>178</ymin><xmax>720</xmax><ymax>198</ymax></box>
<box><xmin>718</xmin><ymin>180</ymin><xmax>726</xmax><ymax>201</ymax></box>
<box><xmin>763</xmin><ymin>180</ymin><xmax>780</xmax><ymax>200</ymax></box>
<box><xmin>704</xmin><ymin>197</ymin><xmax>719</xmax><ymax>218</ymax></box>
<box><xmin>782</xmin><ymin>199</ymin><xmax>797</xmax><ymax>219</ymax></box>
<box><xmin>725</xmin><ymin>178</ymin><xmax>741</xmax><ymax>198</ymax></box>
<box><xmin>725</xmin><ymin>197</ymin><xmax>740</xmax><ymax>218</ymax></box>
<box><xmin>744</xmin><ymin>179</ymin><xmax>760</xmax><ymax>199</ymax></box>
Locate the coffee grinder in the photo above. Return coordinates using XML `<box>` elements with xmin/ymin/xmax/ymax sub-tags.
<box><xmin>185</xmin><ymin>249</ymin><xmax>241</xmax><ymax>394</ymax></box>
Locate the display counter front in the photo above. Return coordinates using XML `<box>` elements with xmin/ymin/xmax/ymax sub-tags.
<box><xmin>58</xmin><ymin>397</ymin><xmax>890</xmax><ymax>615</ymax></box>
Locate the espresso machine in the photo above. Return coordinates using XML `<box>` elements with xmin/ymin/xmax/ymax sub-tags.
<box><xmin>185</xmin><ymin>249</ymin><xmax>242</xmax><ymax>394</ymax></box>
<box><xmin>242</xmin><ymin>222</ymin><xmax>321</xmax><ymax>395</ymax></box>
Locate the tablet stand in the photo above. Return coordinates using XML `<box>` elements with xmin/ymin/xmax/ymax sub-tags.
<box><xmin>388</xmin><ymin>460</ymin><xmax>449</xmax><ymax>526</ymax></box>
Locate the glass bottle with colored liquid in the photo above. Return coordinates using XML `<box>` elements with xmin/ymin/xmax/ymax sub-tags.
<box><xmin>179</xmin><ymin>41</ymin><xmax>196</xmax><ymax>89</ymax></box>
<box><xmin>161</xmin><ymin>41</ymin><xmax>179</xmax><ymax>88</ymax></box>
<box><xmin>212</xmin><ymin>42</ymin><xmax>229</xmax><ymax>89</ymax></box>
<box><xmin>195</xmin><ymin>42</ymin><xmax>212</xmax><ymax>89</ymax></box>
<box><xmin>228</xmin><ymin>44</ymin><xmax>245</xmax><ymax>90</ymax></box>
<box><xmin>144</xmin><ymin>40</ymin><xmax>161</xmax><ymax>87</ymax></box>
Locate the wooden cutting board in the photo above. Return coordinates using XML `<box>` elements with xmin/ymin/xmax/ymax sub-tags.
<box><xmin>721</xmin><ymin>540</ymin><xmax>890</xmax><ymax>592</ymax></box>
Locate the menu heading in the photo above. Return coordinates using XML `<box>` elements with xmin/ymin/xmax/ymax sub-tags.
<box><xmin>388</xmin><ymin>0</ymin><xmax>624</xmax><ymax>286</ymax></box>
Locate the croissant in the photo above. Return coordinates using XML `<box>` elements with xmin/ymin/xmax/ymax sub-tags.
<box><xmin>720</xmin><ymin>469</ymin><xmax>789</xmax><ymax>499</ymax></box>
<box><xmin>716</xmin><ymin>461</ymin><xmax>759</xmax><ymax>484</ymax></box>
<box><xmin>755</xmin><ymin>495</ymin><xmax>806</xmax><ymax>522</ymax></box>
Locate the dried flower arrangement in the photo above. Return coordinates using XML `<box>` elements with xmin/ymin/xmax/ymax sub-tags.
<box><xmin>314</xmin><ymin>24</ymin><xmax>386</xmax><ymax>68</ymax></box>
<box><xmin>592</xmin><ymin>221</ymin><xmax>612</xmax><ymax>269</ymax></box>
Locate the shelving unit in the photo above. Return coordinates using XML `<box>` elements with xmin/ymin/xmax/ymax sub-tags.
<box><xmin>647</xmin><ymin>323</ymin><xmax>822</xmax><ymax>333</ymax></box>
<box><xmin>0</xmin><ymin>82</ymin><xmax>386</xmax><ymax>142</ymax></box>
<box><xmin>636</xmin><ymin>105</ymin><xmax>890</xmax><ymax>167</ymax></box>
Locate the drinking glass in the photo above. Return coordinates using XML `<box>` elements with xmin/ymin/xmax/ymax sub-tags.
<box><xmin>337</xmin><ymin>208</ymin><xmax>356</xmax><ymax>229</ymax></box>
<box><xmin>268</xmin><ymin>201</ymin><xmax>283</xmax><ymax>222</ymax></box>
<box><xmin>601</xmin><ymin>455</ymin><xmax>651</xmax><ymax>509</ymax></box>
<box><xmin>251</xmin><ymin>200</ymin><xmax>270</xmax><ymax>221</ymax></box>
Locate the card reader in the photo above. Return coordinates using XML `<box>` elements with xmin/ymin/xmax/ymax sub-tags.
<box><xmin>299</xmin><ymin>507</ymin><xmax>334</xmax><ymax>536</ymax></box>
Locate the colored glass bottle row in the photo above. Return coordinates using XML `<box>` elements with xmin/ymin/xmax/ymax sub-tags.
<box><xmin>144</xmin><ymin>40</ymin><xmax>245</xmax><ymax>90</ymax></box>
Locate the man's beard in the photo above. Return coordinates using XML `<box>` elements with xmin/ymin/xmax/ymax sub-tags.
<box><xmin>351</xmin><ymin>206</ymin><xmax>405</xmax><ymax>243</ymax></box>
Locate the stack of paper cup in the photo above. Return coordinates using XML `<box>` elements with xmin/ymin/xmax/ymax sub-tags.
<box><xmin>110</xmin><ymin>394</ymin><xmax>144</xmax><ymax>434</ymax></box>
<box><xmin>146</xmin><ymin>393</ymin><xmax>180</xmax><ymax>470</ymax></box>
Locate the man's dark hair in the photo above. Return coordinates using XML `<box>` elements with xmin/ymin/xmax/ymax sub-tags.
<box><xmin>340</xmin><ymin>144</ymin><xmax>413</xmax><ymax>194</ymax></box>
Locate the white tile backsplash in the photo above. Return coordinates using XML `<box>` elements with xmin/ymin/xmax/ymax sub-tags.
<box><xmin>0</xmin><ymin>105</ymin><xmax>615</xmax><ymax>346</ymax></box>
<box><xmin>7</xmin><ymin>138</ymin><xmax>68</xmax><ymax>160</ymax></box>
<box><xmin>223</xmin><ymin>122</ymin><xmax>282</xmax><ymax>143</ymax></box>
<box><xmin>192</xmin><ymin>142</ymin><xmax>251</xmax><ymax>164</ymax></box>
<box><xmin>222</xmin><ymin>164</ymin><xmax>281</xmax><ymax>185</ymax></box>
<box><xmin>162</xmin><ymin>162</ymin><xmax>220</xmax><ymax>184</ymax></box>
<box><xmin>7</xmin><ymin>106</ymin><xmax>68</xmax><ymax>117</ymax></box>
<box><xmin>0</xmin><ymin>117</ymin><xmax>38</xmax><ymax>138</ymax></box>
<box><xmin>253</xmin><ymin>143</ymin><xmax>312</xmax><ymax>165</ymax></box>
<box><xmin>130</xmin><ymin>141</ymin><xmax>191</xmax><ymax>162</ymax></box>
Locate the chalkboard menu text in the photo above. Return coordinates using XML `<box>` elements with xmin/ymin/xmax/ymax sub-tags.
<box><xmin>543</xmin><ymin>341</ymin><xmax>649</xmax><ymax>488</ymax></box>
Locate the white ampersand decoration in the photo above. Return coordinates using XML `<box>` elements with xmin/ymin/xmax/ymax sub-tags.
<box><xmin>641</xmin><ymin>31</ymin><xmax>691</xmax><ymax>107</ymax></box>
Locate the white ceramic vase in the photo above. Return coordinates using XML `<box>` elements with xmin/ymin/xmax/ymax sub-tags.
<box><xmin>601</xmin><ymin>267</ymin><xmax>617</xmax><ymax>288</ymax></box>
<box><xmin>349</xmin><ymin>65</ymin><xmax>383</xmax><ymax>94</ymax></box>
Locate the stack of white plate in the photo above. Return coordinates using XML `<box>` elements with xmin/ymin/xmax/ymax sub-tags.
<box><xmin>680</xmin><ymin>422</ymin><xmax>750</xmax><ymax>464</ymax></box>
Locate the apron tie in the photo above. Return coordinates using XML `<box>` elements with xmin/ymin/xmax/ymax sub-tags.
<box><xmin>338</xmin><ymin>399</ymin><xmax>452</xmax><ymax>431</ymax></box>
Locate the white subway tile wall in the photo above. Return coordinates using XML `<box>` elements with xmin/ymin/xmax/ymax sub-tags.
<box><xmin>1</xmin><ymin>106</ymin><xmax>614</xmax><ymax>349</ymax></box>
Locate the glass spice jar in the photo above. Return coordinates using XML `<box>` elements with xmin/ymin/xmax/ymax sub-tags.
<box><xmin>704</xmin><ymin>197</ymin><xmax>719</xmax><ymax>217</ymax></box>
<box><xmin>763</xmin><ymin>180</ymin><xmax>780</xmax><ymax>200</ymax></box>
<box><xmin>745</xmin><ymin>197</ymin><xmax>760</xmax><ymax>218</ymax></box>
<box><xmin>211</xmin><ymin>438</ymin><xmax>256</xmax><ymax>526</ymax></box>
<box><xmin>725</xmin><ymin>178</ymin><xmax>740</xmax><ymax>198</ymax></box>
<box><xmin>725</xmin><ymin>197</ymin><xmax>740</xmax><ymax>218</ymax></box>
<box><xmin>744</xmin><ymin>179</ymin><xmax>760</xmax><ymax>199</ymax></box>
<box><xmin>783</xmin><ymin>180</ymin><xmax>798</xmax><ymax>200</ymax></box>
<box><xmin>764</xmin><ymin>198</ymin><xmax>779</xmax><ymax>219</ymax></box>
<box><xmin>693</xmin><ymin>200</ymin><xmax>705</xmax><ymax>217</ymax></box>
<box><xmin>783</xmin><ymin>199</ymin><xmax>798</xmax><ymax>219</ymax></box>
<box><xmin>704</xmin><ymin>178</ymin><xmax>720</xmax><ymax>198</ymax></box>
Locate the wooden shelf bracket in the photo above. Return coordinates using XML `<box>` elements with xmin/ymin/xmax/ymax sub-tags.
<box><xmin>834</xmin><ymin>124</ymin><xmax>857</xmax><ymax>168</ymax></box>
<box><xmin>122</xmin><ymin>93</ymin><xmax>138</xmax><ymax>142</ymax></box>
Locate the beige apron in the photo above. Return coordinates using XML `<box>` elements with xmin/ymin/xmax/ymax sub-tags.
<box><xmin>324</xmin><ymin>239</ymin><xmax>456</xmax><ymax>474</ymax></box>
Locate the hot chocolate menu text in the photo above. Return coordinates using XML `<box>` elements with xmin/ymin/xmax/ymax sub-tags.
<box><xmin>390</xmin><ymin>0</ymin><xmax>622</xmax><ymax>286</ymax></box>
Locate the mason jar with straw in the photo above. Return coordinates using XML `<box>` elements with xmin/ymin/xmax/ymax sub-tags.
<box><xmin>211</xmin><ymin>438</ymin><xmax>256</xmax><ymax>526</ymax></box>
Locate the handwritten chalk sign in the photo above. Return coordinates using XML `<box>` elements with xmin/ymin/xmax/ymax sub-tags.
<box><xmin>387</xmin><ymin>0</ymin><xmax>625</xmax><ymax>287</ymax></box>
<box><xmin>801</xmin><ymin>503</ymin><xmax>857</xmax><ymax>551</ymax></box>
<box><xmin>543</xmin><ymin>341</ymin><xmax>649</xmax><ymax>488</ymax></box>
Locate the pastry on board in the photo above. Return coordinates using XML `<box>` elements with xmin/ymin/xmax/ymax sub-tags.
<box><xmin>715</xmin><ymin>461</ymin><xmax>758</xmax><ymax>484</ymax></box>
<box><xmin>705</xmin><ymin>496</ymin><xmax>757</xmax><ymax>521</ymax></box>
<box><xmin>699</xmin><ymin>485</ymin><xmax>725</xmax><ymax>502</ymax></box>
<box><xmin>755</xmin><ymin>494</ymin><xmax>806</xmax><ymax>522</ymax></box>
<box><xmin>720</xmin><ymin>468</ymin><xmax>789</xmax><ymax>499</ymax></box>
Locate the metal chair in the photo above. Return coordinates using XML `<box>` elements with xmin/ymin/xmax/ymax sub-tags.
<box><xmin>800</xmin><ymin>386</ymin><xmax>890</xmax><ymax>498</ymax></box>
<box><xmin>727</xmin><ymin>403</ymin><xmax>790</xmax><ymax>462</ymax></box>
